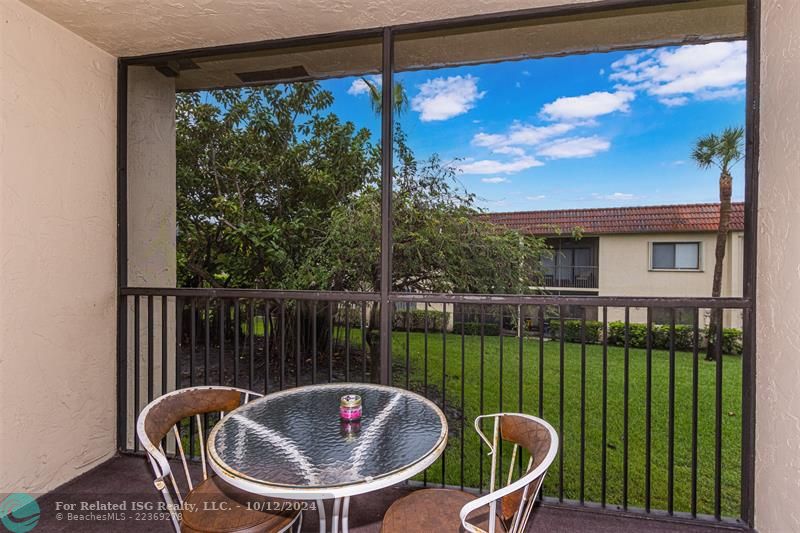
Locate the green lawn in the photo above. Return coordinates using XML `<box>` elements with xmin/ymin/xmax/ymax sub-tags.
<box><xmin>379</xmin><ymin>329</ymin><xmax>741</xmax><ymax>518</ymax></box>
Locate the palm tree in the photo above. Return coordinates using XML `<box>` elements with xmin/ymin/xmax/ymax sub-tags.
<box><xmin>691</xmin><ymin>126</ymin><xmax>744</xmax><ymax>360</ymax></box>
<box><xmin>360</xmin><ymin>76</ymin><xmax>408</xmax><ymax>116</ymax></box>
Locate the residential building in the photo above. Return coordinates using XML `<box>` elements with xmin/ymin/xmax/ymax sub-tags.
<box><xmin>486</xmin><ymin>203</ymin><xmax>745</xmax><ymax>327</ymax></box>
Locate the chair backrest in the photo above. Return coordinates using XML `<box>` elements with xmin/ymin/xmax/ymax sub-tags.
<box><xmin>459</xmin><ymin>413</ymin><xmax>558</xmax><ymax>533</ymax></box>
<box><xmin>136</xmin><ymin>386</ymin><xmax>262</xmax><ymax>532</ymax></box>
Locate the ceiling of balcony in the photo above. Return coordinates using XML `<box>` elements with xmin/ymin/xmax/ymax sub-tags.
<box><xmin>21</xmin><ymin>0</ymin><xmax>745</xmax><ymax>60</ymax></box>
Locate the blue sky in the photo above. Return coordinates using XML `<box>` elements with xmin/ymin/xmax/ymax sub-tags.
<box><xmin>322</xmin><ymin>40</ymin><xmax>747</xmax><ymax>212</ymax></box>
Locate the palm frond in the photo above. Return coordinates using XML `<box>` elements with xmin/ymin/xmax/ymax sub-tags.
<box><xmin>360</xmin><ymin>77</ymin><xmax>408</xmax><ymax>116</ymax></box>
<box><xmin>691</xmin><ymin>133</ymin><xmax>720</xmax><ymax>170</ymax></box>
<box><xmin>361</xmin><ymin>77</ymin><xmax>382</xmax><ymax>115</ymax></box>
<box><xmin>719</xmin><ymin>126</ymin><xmax>745</xmax><ymax>171</ymax></box>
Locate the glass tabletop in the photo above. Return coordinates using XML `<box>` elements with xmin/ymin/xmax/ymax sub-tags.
<box><xmin>208</xmin><ymin>383</ymin><xmax>447</xmax><ymax>490</ymax></box>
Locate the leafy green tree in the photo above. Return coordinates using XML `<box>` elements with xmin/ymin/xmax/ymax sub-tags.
<box><xmin>177</xmin><ymin>83</ymin><xmax>545</xmax><ymax>381</ymax></box>
<box><xmin>176</xmin><ymin>84</ymin><xmax>379</xmax><ymax>290</ymax></box>
<box><xmin>299</xmin><ymin>128</ymin><xmax>547</xmax><ymax>379</ymax></box>
<box><xmin>691</xmin><ymin>126</ymin><xmax>744</xmax><ymax>360</ymax></box>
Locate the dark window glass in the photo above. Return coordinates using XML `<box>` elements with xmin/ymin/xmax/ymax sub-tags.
<box><xmin>652</xmin><ymin>243</ymin><xmax>677</xmax><ymax>269</ymax></box>
<box><xmin>652</xmin><ymin>242</ymin><xmax>700</xmax><ymax>270</ymax></box>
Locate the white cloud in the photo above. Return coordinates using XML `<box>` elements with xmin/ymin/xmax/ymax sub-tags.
<box><xmin>592</xmin><ymin>192</ymin><xmax>637</xmax><ymax>201</ymax></box>
<box><xmin>537</xmin><ymin>136</ymin><xmax>611</xmax><ymax>159</ymax></box>
<box><xmin>695</xmin><ymin>87</ymin><xmax>746</xmax><ymax>101</ymax></box>
<box><xmin>347</xmin><ymin>75</ymin><xmax>381</xmax><ymax>96</ymax></box>
<box><xmin>526</xmin><ymin>195</ymin><xmax>546</xmax><ymax>201</ymax></box>
<box><xmin>659</xmin><ymin>96</ymin><xmax>689</xmax><ymax>107</ymax></box>
<box><xmin>459</xmin><ymin>156</ymin><xmax>543</xmax><ymax>175</ymax></box>
<box><xmin>481</xmin><ymin>177</ymin><xmax>509</xmax><ymax>184</ymax></box>
<box><xmin>492</xmin><ymin>146</ymin><xmax>526</xmax><ymax>156</ymax></box>
<box><xmin>610</xmin><ymin>41</ymin><xmax>746</xmax><ymax>105</ymax></box>
<box><xmin>411</xmin><ymin>75</ymin><xmax>486</xmax><ymax>121</ymax></box>
<box><xmin>472</xmin><ymin>123</ymin><xmax>575</xmax><ymax>152</ymax></box>
<box><xmin>540</xmin><ymin>91</ymin><xmax>634</xmax><ymax>121</ymax></box>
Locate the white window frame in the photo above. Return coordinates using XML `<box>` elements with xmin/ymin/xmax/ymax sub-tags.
<box><xmin>649</xmin><ymin>241</ymin><xmax>703</xmax><ymax>272</ymax></box>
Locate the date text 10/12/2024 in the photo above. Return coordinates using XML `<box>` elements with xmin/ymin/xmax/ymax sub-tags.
<box><xmin>53</xmin><ymin>500</ymin><xmax>316</xmax><ymax>513</ymax></box>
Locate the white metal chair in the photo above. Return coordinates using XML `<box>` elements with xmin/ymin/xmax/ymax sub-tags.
<box><xmin>136</xmin><ymin>386</ymin><xmax>302</xmax><ymax>533</ymax></box>
<box><xmin>382</xmin><ymin>413</ymin><xmax>558</xmax><ymax>533</ymax></box>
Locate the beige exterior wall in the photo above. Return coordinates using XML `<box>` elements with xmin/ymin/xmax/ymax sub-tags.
<box><xmin>0</xmin><ymin>0</ymin><xmax>117</xmax><ymax>493</ymax></box>
<box><xmin>599</xmin><ymin>231</ymin><xmax>744</xmax><ymax>328</ymax></box>
<box><xmin>755</xmin><ymin>1</ymin><xmax>800</xmax><ymax>531</ymax></box>
<box><xmin>125</xmin><ymin>67</ymin><xmax>177</xmax><ymax>450</ymax></box>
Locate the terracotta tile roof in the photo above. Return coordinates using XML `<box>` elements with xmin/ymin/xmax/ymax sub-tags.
<box><xmin>482</xmin><ymin>202</ymin><xmax>745</xmax><ymax>236</ymax></box>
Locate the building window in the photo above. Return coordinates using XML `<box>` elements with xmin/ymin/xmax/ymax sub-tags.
<box><xmin>651</xmin><ymin>242</ymin><xmax>701</xmax><ymax>270</ymax></box>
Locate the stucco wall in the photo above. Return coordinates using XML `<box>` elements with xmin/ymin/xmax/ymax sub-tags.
<box><xmin>125</xmin><ymin>66</ymin><xmax>177</xmax><ymax>450</ymax></box>
<box><xmin>754</xmin><ymin>1</ymin><xmax>800</xmax><ymax>531</ymax></box>
<box><xmin>0</xmin><ymin>0</ymin><xmax>117</xmax><ymax>493</ymax></box>
<box><xmin>600</xmin><ymin>232</ymin><xmax>744</xmax><ymax>327</ymax></box>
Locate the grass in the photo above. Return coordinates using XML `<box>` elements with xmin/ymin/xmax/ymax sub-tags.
<box><xmin>374</xmin><ymin>329</ymin><xmax>742</xmax><ymax>518</ymax></box>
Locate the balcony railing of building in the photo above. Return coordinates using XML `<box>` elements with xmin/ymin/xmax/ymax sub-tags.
<box><xmin>118</xmin><ymin>287</ymin><xmax>750</xmax><ymax>530</ymax></box>
<box><xmin>540</xmin><ymin>265</ymin><xmax>599</xmax><ymax>289</ymax></box>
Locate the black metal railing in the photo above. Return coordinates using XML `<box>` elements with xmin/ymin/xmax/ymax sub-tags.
<box><xmin>540</xmin><ymin>265</ymin><xmax>599</xmax><ymax>289</ymax></box>
<box><xmin>119</xmin><ymin>287</ymin><xmax>749</xmax><ymax>527</ymax></box>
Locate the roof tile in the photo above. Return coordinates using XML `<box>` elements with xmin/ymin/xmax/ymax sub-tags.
<box><xmin>482</xmin><ymin>203</ymin><xmax>745</xmax><ymax>236</ymax></box>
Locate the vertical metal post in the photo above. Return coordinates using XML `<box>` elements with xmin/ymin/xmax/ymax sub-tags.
<box><xmin>691</xmin><ymin>307</ymin><xmax>700</xmax><ymax>517</ymax></box>
<box><xmin>133</xmin><ymin>296</ymin><xmax>141</xmax><ymax>453</ymax></box>
<box><xmin>645</xmin><ymin>307</ymin><xmax>653</xmax><ymax>512</ymax></box>
<box><xmin>249</xmin><ymin>299</ymin><xmax>255</xmax><ymax>390</ymax></box>
<box><xmin>740</xmin><ymin>0</ymin><xmax>760</xmax><ymax>526</ymax></box>
<box><xmin>147</xmin><ymin>295</ymin><xmax>154</xmax><ymax>402</ymax></box>
<box><xmin>378</xmin><ymin>27</ymin><xmax>394</xmax><ymax>385</ymax></box>
<box><xmin>116</xmin><ymin>60</ymin><xmax>129</xmax><ymax>452</ymax></box>
<box><xmin>601</xmin><ymin>305</ymin><xmax>608</xmax><ymax>507</ymax></box>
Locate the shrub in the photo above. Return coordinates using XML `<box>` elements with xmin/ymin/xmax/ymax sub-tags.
<box><xmin>549</xmin><ymin>319</ymin><xmax>603</xmax><ymax>344</ymax></box>
<box><xmin>606</xmin><ymin>321</ymin><xmax>648</xmax><ymax>348</ymax></box>
<box><xmin>393</xmin><ymin>309</ymin><xmax>449</xmax><ymax>332</ymax></box>
<box><xmin>605</xmin><ymin>321</ymin><xmax>742</xmax><ymax>355</ymax></box>
<box><xmin>454</xmin><ymin>322</ymin><xmax>501</xmax><ymax>336</ymax></box>
<box><xmin>721</xmin><ymin>328</ymin><xmax>743</xmax><ymax>355</ymax></box>
<box><xmin>704</xmin><ymin>327</ymin><xmax>742</xmax><ymax>356</ymax></box>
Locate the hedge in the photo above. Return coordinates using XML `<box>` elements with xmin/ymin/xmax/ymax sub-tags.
<box><xmin>392</xmin><ymin>309</ymin><xmax>449</xmax><ymax>332</ymax></box>
<box><xmin>549</xmin><ymin>320</ymin><xmax>603</xmax><ymax>344</ymax></box>
<box><xmin>453</xmin><ymin>322</ymin><xmax>501</xmax><ymax>337</ymax></box>
<box><xmin>550</xmin><ymin>319</ymin><xmax>743</xmax><ymax>355</ymax></box>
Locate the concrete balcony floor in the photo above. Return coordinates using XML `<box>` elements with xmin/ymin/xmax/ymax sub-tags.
<box><xmin>35</xmin><ymin>455</ymin><xmax>740</xmax><ymax>532</ymax></box>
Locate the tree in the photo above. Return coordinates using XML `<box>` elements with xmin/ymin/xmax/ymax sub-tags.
<box><xmin>691</xmin><ymin>126</ymin><xmax>744</xmax><ymax>360</ymax></box>
<box><xmin>299</xmin><ymin>127</ymin><xmax>547</xmax><ymax>379</ymax></box>
<box><xmin>176</xmin><ymin>84</ymin><xmax>379</xmax><ymax>290</ymax></box>
<box><xmin>177</xmin><ymin>82</ymin><xmax>546</xmax><ymax>382</ymax></box>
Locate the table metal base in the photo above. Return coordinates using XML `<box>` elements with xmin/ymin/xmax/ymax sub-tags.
<box><xmin>316</xmin><ymin>497</ymin><xmax>351</xmax><ymax>533</ymax></box>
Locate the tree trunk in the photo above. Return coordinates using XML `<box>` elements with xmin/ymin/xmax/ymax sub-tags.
<box><xmin>706</xmin><ymin>171</ymin><xmax>733</xmax><ymax>361</ymax></box>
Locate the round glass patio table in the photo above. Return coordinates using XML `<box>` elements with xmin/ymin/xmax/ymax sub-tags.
<box><xmin>208</xmin><ymin>383</ymin><xmax>448</xmax><ymax>533</ymax></box>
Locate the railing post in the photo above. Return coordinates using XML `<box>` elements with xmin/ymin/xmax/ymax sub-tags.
<box><xmin>116</xmin><ymin>59</ymin><xmax>129</xmax><ymax>452</ymax></box>
<box><xmin>378</xmin><ymin>26</ymin><xmax>394</xmax><ymax>385</ymax></box>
